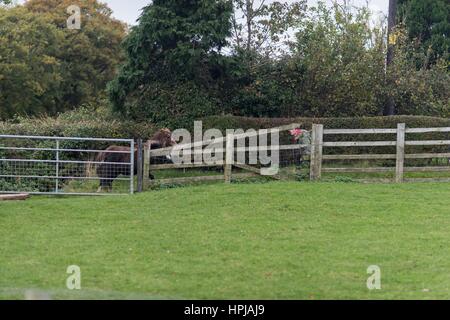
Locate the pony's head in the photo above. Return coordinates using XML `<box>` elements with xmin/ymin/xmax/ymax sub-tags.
<box><xmin>147</xmin><ymin>128</ymin><xmax>177</xmax><ymax>162</ymax></box>
<box><xmin>148</xmin><ymin>128</ymin><xmax>177</xmax><ymax>148</ymax></box>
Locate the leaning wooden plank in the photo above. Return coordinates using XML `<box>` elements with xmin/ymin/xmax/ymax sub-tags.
<box><xmin>271</xmin><ymin>123</ymin><xmax>303</xmax><ymax>132</ymax></box>
<box><xmin>322</xmin><ymin>154</ymin><xmax>396</xmax><ymax>160</ymax></box>
<box><xmin>0</xmin><ymin>193</ymin><xmax>30</xmax><ymax>201</ymax></box>
<box><xmin>324</xmin><ymin>128</ymin><xmax>397</xmax><ymax>135</ymax></box>
<box><xmin>323</xmin><ymin>141</ymin><xmax>396</xmax><ymax>147</ymax></box>
<box><xmin>406</xmin><ymin>127</ymin><xmax>450</xmax><ymax>133</ymax></box>
<box><xmin>149</xmin><ymin>148</ymin><xmax>176</xmax><ymax>157</ymax></box>
<box><xmin>234</xmin><ymin>123</ymin><xmax>302</xmax><ymax>140</ymax></box>
<box><xmin>322</xmin><ymin>167</ymin><xmax>395</xmax><ymax>173</ymax></box>
<box><xmin>236</xmin><ymin>144</ymin><xmax>308</xmax><ymax>152</ymax></box>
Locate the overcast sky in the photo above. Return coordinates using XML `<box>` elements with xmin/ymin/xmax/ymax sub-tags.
<box><xmin>102</xmin><ymin>0</ymin><xmax>389</xmax><ymax>25</ymax></box>
<box><xmin>14</xmin><ymin>0</ymin><xmax>388</xmax><ymax>24</ymax></box>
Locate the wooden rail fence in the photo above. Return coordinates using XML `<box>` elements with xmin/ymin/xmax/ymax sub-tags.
<box><xmin>136</xmin><ymin>123</ymin><xmax>450</xmax><ymax>189</ymax></box>
<box><xmin>310</xmin><ymin>123</ymin><xmax>450</xmax><ymax>183</ymax></box>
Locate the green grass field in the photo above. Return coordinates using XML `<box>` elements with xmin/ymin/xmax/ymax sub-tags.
<box><xmin>1</xmin><ymin>181</ymin><xmax>450</xmax><ymax>300</ymax></box>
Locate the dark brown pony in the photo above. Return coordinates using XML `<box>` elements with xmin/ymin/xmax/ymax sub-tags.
<box><xmin>96</xmin><ymin>129</ymin><xmax>176</xmax><ymax>192</ymax></box>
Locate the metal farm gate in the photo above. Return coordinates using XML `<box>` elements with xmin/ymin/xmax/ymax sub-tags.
<box><xmin>0</xmin><ymin>135</ymin><xmax>135</xmax><ymax>195</ymax></box>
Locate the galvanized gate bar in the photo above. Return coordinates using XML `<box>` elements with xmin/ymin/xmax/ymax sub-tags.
<box><xmin>0</xmin><ymin>146</ymin><xmax>134</xmax><ymax>153</ymax></box>
<box><xmin>0</xmin><ymin>135</ymin><xmax>133</xmax><ymax>142</ymax></box>
<box><xmin>0</xmin><ymin>159</ymin><xmax>132</xmax><ymax>165</ymax></box>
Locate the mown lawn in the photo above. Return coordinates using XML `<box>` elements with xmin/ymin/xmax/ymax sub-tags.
<box><xmin>1</xmin><ymin>181</ymin><xmax>450</xmax><ymax>300</ymax></box>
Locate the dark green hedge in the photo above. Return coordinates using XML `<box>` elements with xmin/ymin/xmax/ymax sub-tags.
<box><xmin>202</xmin><ymin>115</ymin><xmax>450</xmax><ymax>131</ymax></box>
<box><xmin>0</xmin><ymin>110</ymin><xmax>156</xmax><ymax>140</ymax></box>
<box><xmin>1</xmin><ymin>114</ymin><xmax>449</xmax><ymax>139</ymax></box>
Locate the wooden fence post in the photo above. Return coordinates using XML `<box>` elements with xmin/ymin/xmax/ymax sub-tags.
<box><xmin>143</xmin><ymin>143</ymin><xmax>151</xmax><ymax>189</ymax></box>
<box><xmin>310</xmin><ymin>124</ymin><xmax>324</xmax><ymax>181</ymax></box>
<box><xmin>137</xmin><ymin>139</ymin><xmax>143</xmax><ymax>193</ymax></box>
<box><xmin>395</xmin><ymin>123</ymin><xmax>406</xmax><ymax>183</ymax></box>
<box><xmin>224</xmin><ymin>134</ymin><xmax>234</xmax><ymax>183</ymax></box>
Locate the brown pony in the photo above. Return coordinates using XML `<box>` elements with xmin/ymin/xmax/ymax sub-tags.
<box><xmin>96</xmin><ymin>129</ymin><xmax>176</xmax><ymax>192</ymax></box>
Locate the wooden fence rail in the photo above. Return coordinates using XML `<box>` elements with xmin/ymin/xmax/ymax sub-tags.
<box><xmin>310</xmin><ymin>123</ymin><xmax>450</xmax><ymax>183</ymax></box>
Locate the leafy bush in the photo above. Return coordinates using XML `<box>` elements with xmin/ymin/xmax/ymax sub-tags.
<box><xmin>388</xmin><ymin>29</ymin><xmax>450</xmax><ymax>117</ymax></box>
<box><xmin>0</xmin><ymin>177</ymin><xmax>41</xmax><ymax>192</ymax></box>
<box><xmin>288</xmin><ymin>2</ymin><xmax>387</xmax><ymax>117</ymax></box>
<box><xmin>121</xmin><ymin>82</ymin><xmax>221</xmax><ymax>128</ymax></box>
<box><xmin>0</xmin><ymin>106</ymin><xmax>157</xmax><ymax>139</ymax></box>
<box><xmin>202</xmin><ymin>115</ymin><xmax>450</xmax><ymax>132</ymax></box>
<box><xmin>3</xmin><ymin>112</ymin><xmax>449</xmax><ymax>138</ymax></box>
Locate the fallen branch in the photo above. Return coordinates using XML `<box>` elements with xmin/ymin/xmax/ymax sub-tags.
<box><xmin>0</xmin><ymin>193</ymin><xmax>30</xmax><ymax>201</ymax></box>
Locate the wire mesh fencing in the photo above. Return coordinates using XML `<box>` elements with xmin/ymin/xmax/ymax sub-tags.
<box><xmin>0</xmin><ymin>135</ymin><xmax>135</xmax><ymax>195</ymax></box>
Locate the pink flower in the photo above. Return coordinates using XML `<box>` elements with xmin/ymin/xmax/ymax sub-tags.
<box><xmin>289</xmin><ymin>128</ymin><xmax>304</xmax><ymax>140</ymax></box>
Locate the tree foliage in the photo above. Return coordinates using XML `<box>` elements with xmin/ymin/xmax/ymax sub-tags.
<box><xmin>108</xmin><ymin>1</ymin><xmax>449</xmax><ymax>122</ymax></box>
<box><xmin>290</xmin><ymin>2</ymin><xmax>387</xmax><ymax>117</ymax></box>
<box><xmin>108</xmin><ymin>0</ymin><xmax>234</xmax><ymax>126</ymax></box>
<box><xmin>227</xmin><ymin>2</ymin><xmax>388</xmax><ymax>118</ymax></box>
<box><xmin>0</xmin><ymin>7</ymin><xmax>64</xmax><ymax>118</ymax></box>
<box><xmin>0</xmin><ymin>0</ymin><xmax>125</xmax><ymax>119</ymax></box>
<box><xmin>2</xmin><ymin>0</ymin><xmax>448</xmax><ymax>122</ymax></box>
<box><xmin>231</xmin><ymin>0</ymin><xmax>306</xmax><ymax>57</ymax></box>
<box><xmin>398</xmin><ymin>0</ymin><xmax>449</xmax><ymax>64</ymax></box>
<box><xmin>25</xmin><ymin>0</ymin><xmax>126</xmax><ymax>110</ymax></box>
<box><xmin>388</xmin><ymin>28</ymin><xmax>449</xmax><ymax>116</ymax></box>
